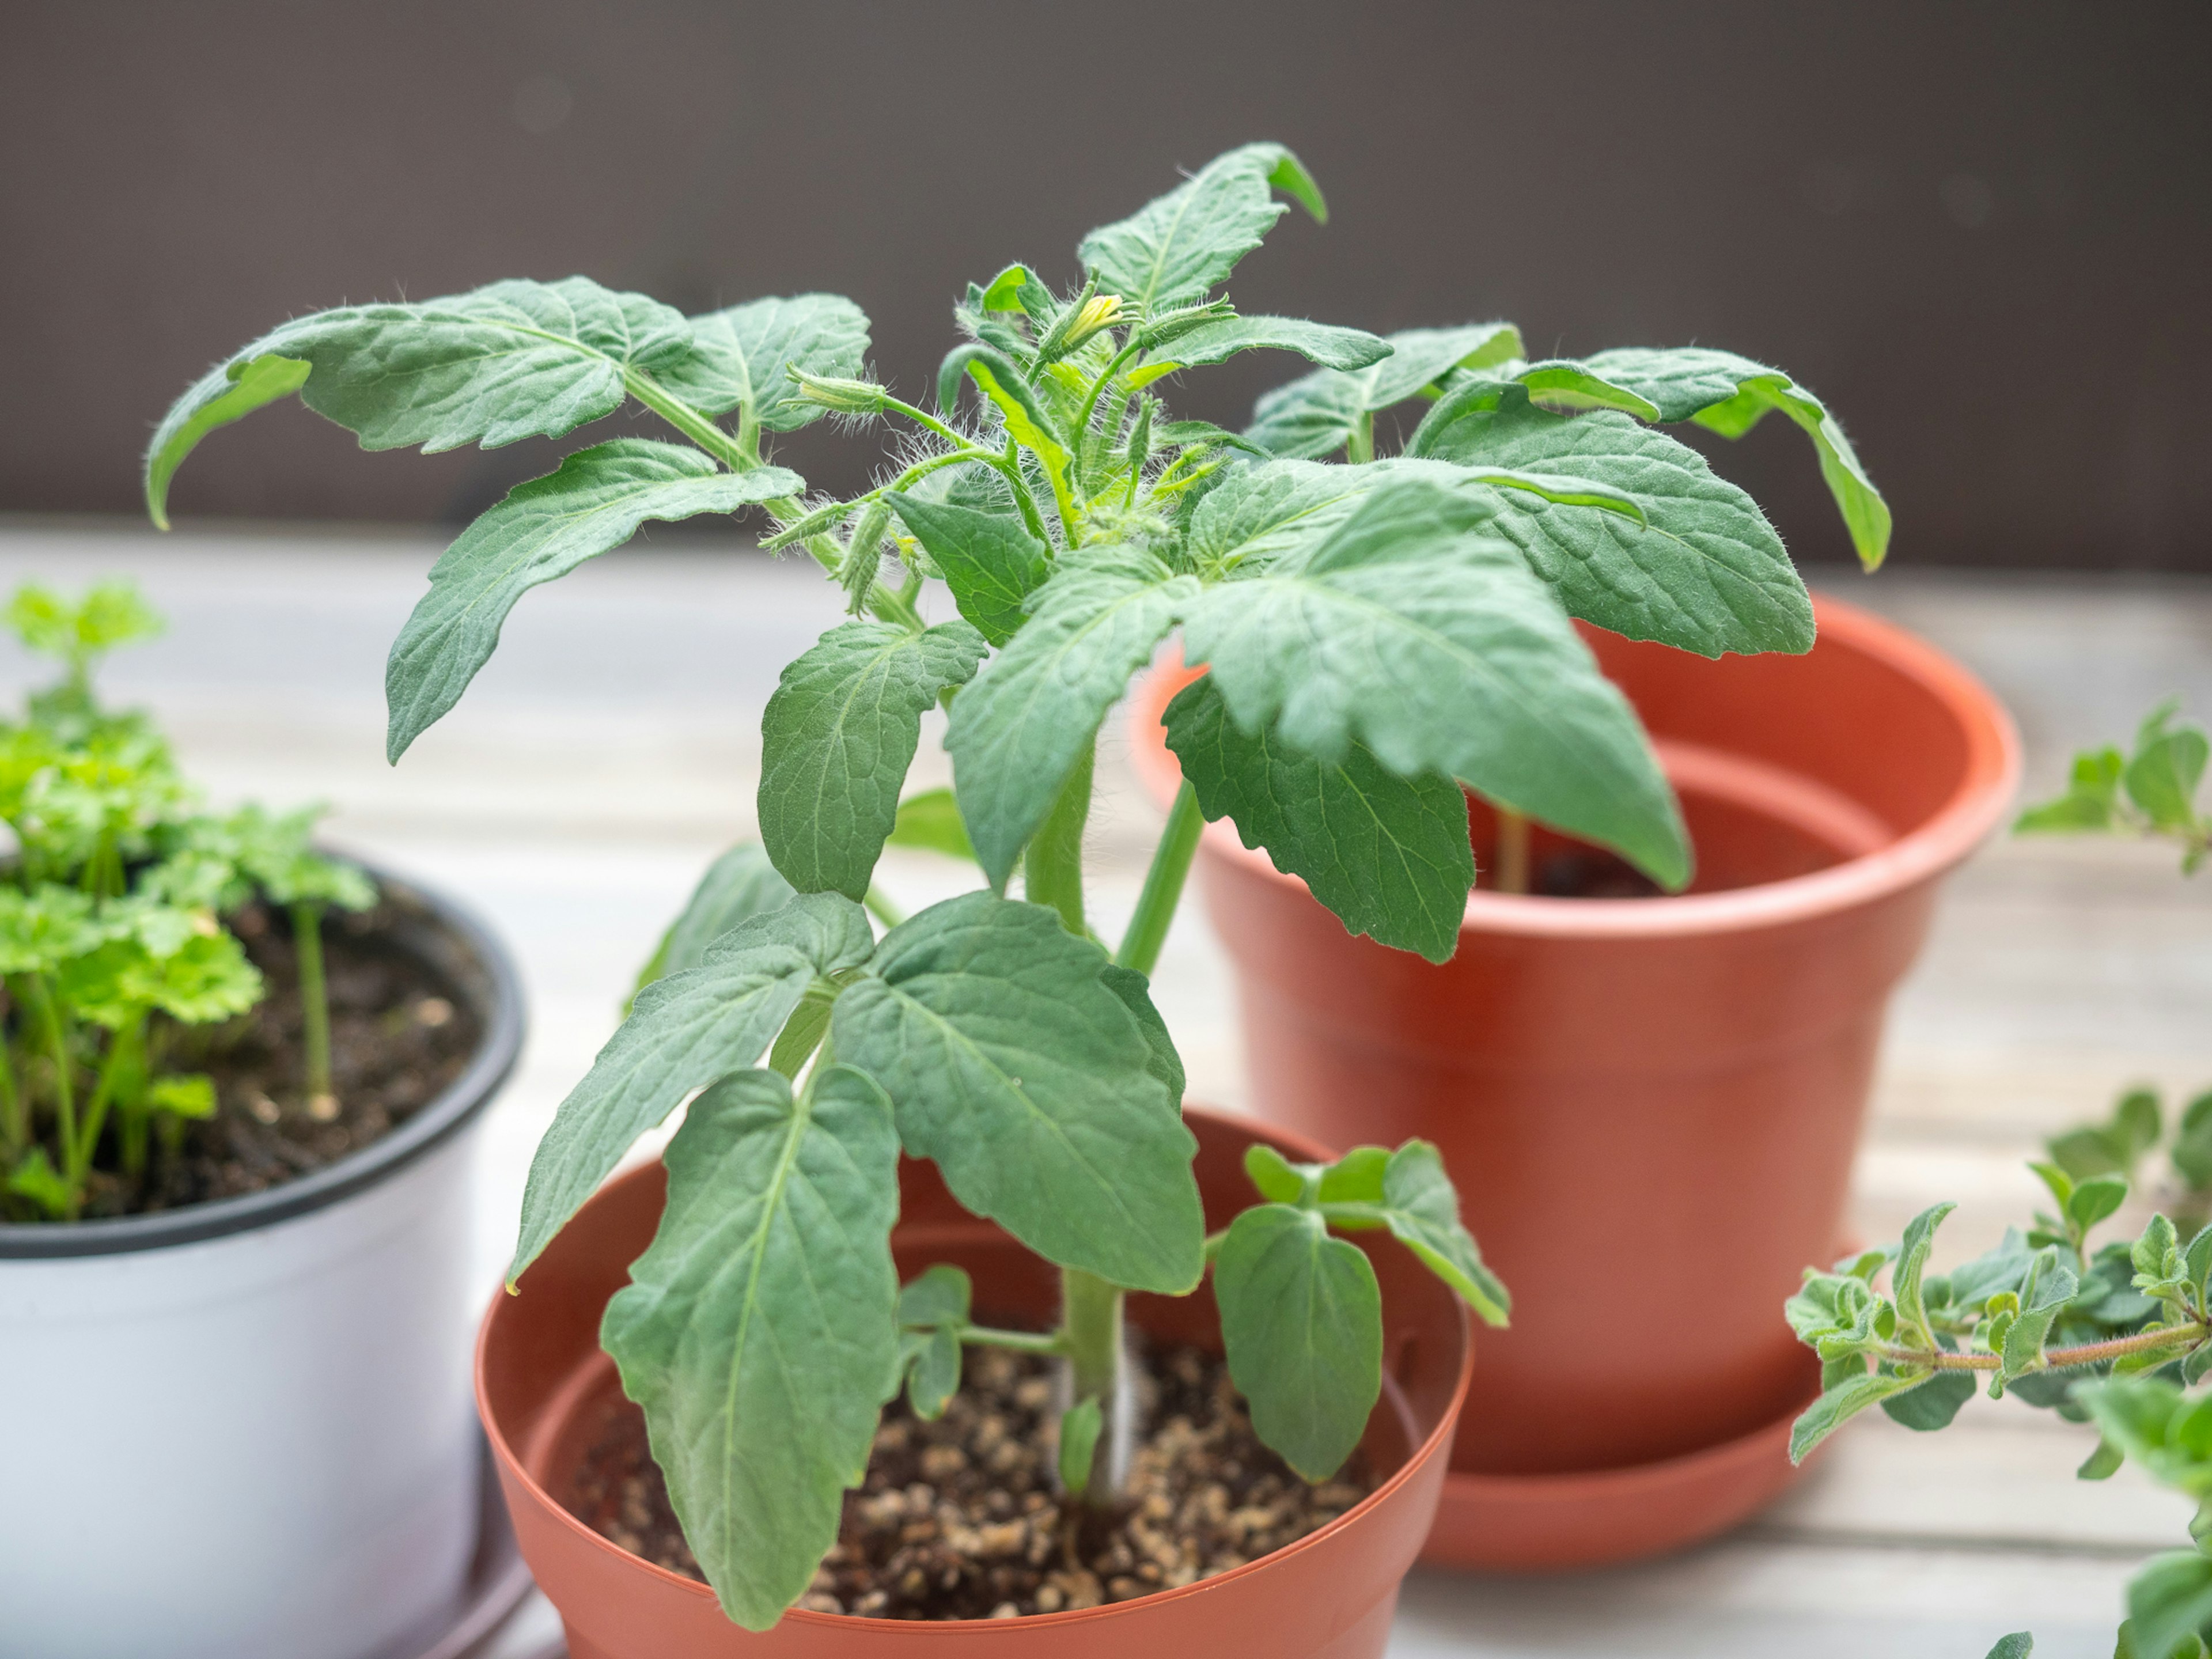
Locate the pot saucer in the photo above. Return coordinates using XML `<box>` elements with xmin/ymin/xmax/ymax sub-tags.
<box><xmin>1418</xmin><ymin>1368</ymin><xmax>1824</xmax><ymax>1571</ymax></box>
<box><xmin>366</xmin><ymin>1434</ymin><xmax>543</xmax><ymax>1659</ymax></box>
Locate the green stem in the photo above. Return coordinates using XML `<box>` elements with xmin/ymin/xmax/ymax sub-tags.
<box><xmin>1493</xmin><ymin>806</ymin><xmax>1531</xmax><ymax>895</ymax></box>
<box><xmin>30</xmin><ymin>976</ymin><xmax>78</xmax><ymax>1217</ymax></box>
<box><xmin>1115</xmin><ymin>781</ymin><xmax>1203</xmax><ymax>979</ymax></box>
<box><xmin>1023</xmin><ymin>738</ymin><xmax>1094</xmax><ymax>936</ymax></box>
<box><xmin>72</xmin><ymin>1014</ymin><xmax>141</xmax><ymax>1180</ymax></box>
<box><xmin>624</xmin><ymin>369</ymin><xmax>753</xmax><ymax>472</ymax></box>
<box><xmin>960</xmin><ymin>1324</ymin><xmax>1065</xmax><ymax>1357</ymax></box>
<box><xmin>1346</xmin><ymin>410</ymin><xmax>1376</xmax><ymax>465</ymax></box>
<box><xmin>0</xmin><ymin>994</ymin><xmax>22</xmax><ymax>1162</ymax></box>
<box><xmin>293</xmin><ymin>900</ymin><xmax>333</xmax><ymax>1103</ymax></box>
<box><xmin>1059</xmin><ymin>1266</ymin><xmax>1124</xmax><ymax>1503</ymax></box>
<box><xmin>1883</xmin><ymin>1322</ymin><xmax>2208</xmax><ymax>1373</ymax></box>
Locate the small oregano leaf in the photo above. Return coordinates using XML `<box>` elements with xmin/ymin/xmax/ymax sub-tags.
<box><xmin>1164</xmin><ymin>673</ymin><xmax>1473</xmax><ymax>964</ymax></box>
<box><xmin>2129</xmin><ymin>1550</ymin><xmax>2212</xmax><ymax>1659</ymax></box>
<box><xmin>1790</xmin><ymin>1368</ymin><xmax>1933</xmax><ymax>1463</ymax></box>
<box><xmin>1983</xmin><ymin>1636</ymin><xmax>2033</xmax><ymax>1659</ymax></box>
<box><xmin>511</xmin><ymin>892</ymin><xmax>874</xmax><ymax>1283</ymax></box>
<box><xmin>600</xmin><ymin>1065</ymin><xmax>899</xmax><ymax>1632</ymax></box>
<box><xmin>831</xmin><ymin>892</ymin><xmax>1204</xmax><ymax>1294</ymax></box>
<box><xmin>386</xmin><ymin>441</ymin><xmax>800</xmax><ymax>759</ymax></box>
<box><xmin>1893</xmin><ymin>1201</ymin><xmax>1957</xmax><ymax>1350</ymax></box>
<box><xmin>758</xmin><ymin>620</ymin><xmax>986</xmax><ymax>900</ymax></box>
<box><xmin>1215</xmin><ymin>1203</ymin><xmax>1382</xmax><ymax>1482</ymax></box>
<box><xmin>1881</xmin><ymin>1368</ymin><xmax>1975</xmax><ymax>1431</ymax></box>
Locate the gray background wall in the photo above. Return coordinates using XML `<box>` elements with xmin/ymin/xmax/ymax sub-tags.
<box><xmin>5</xmin><ymin>1</ymin><xmax>2206</xmax><ymax>571</ymax></box>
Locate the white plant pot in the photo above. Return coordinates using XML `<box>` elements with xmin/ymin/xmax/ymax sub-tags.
<box><xmin>0</xmin><ymin>878</ymin><xmax>523</xmax><ymax>1659</ymax></box>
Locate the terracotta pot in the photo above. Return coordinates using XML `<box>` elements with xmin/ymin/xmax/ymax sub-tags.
<box><xmin>1128</xmin><ymin>593</ymin><xmax>2019</xmax><ymax>1568</ymax></box>
<box><xmin>479</xmin><ymin>1107</ymin><xmax>1472</xmax><ymax>1656</ymax></box>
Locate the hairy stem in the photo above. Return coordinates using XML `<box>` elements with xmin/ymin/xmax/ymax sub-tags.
<box><xmin>1493</xmin><ymin>807</ymin><xmax>1531</xmax><ymax>895</ymax></box>
<box><xmin>293</xmin><ymin>900</ymin><xmax>334</xmax><ymax>1104</ymax></box>
<box><xmin>1024</xmin><ymin>740</ymin><xmax>1095</xmax><ymax>937</ymax></box>
<box><xmin>1885</xmin><ymin>1322</ymin><xmax>2209</xmax><ymax>1373</ymax></box>
<box><xmin>1346</xmin><ymin>410</ymin><xmax>1376</xmax><ymax>465</ymax></box>
<box><xmin>1115</xmin><ymin>781</ymin><xmax>1203</xmax><ymax>978</ymax></box>
<box><xmin>1060</xmin><ymin>1266</ymin><xmax>1125</xmax><ymax>1503</ymax></box>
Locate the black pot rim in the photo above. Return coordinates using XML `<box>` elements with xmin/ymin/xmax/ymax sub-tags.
<box><xmin>0</xmin><ymin>859</ymin><xmax>525</xmax><ymax>1259</ymax></box>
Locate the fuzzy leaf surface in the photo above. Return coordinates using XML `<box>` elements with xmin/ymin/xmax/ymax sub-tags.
<box><xmin>146</xmin><ymin>277</ymin><xmax>697</xmax><ymax>524</ymax></box>
<box><xmin>633</xmin><ymin>841</ymin><xmax>797</xmax><ymax>998</ymax></box>
<box><xmin>946</xmin><ymin>546</ymin><xmax>1198</xmax><ymax>888</ymax></box>
<box><xmin>1216</xmin><ymin>1203</ymin><xmax>1382</xmax><ymax>1480</ymax></box>
<box><xmin>1416</xmin><ymin>399</ymin><xmax>1810</xmax><ymax>658</ymax></box>
<box><xmin>1183</xmin><ymin>478</ymin><xmax>1688</xmax><ymax>888</ymax></box>
<box><xmin>600</xmin><ymin>1066</ymin><xmax>899</xmax><ymax>1631</ymax></box>
<box><xmin>831</xmin><ymin>892</ymin><xmax>1203</xmax><ymax>1293</ymax></box>
<box><xmin>512</xmin><ymin>893</ymin><xmax>875</xmax><ymax>1281</ymax></box>
<box><xmin>1790</xmin><ymin>1368</ymin><xmax>1932</xmax><ymax>1461</ymax></box>
<box><xmin>652</xmin><ymin>293</ymin><xmax>869</xmax><ymax>430</ymax></box>
<box><xmin>1150</xmin><ymin>316</ymin><xmax>1390</xmax><ymax>373</ymax></box>
<box><xmin>1078</xmin><ymin>142</ymin><xmax>1323</xmax><ymax>311</ymax></box>
<box><xmin>1245</xmin><ymin>323</ymin><xmax>1522</xmax><ymax>459</ymax></box>
<box><xmin>1375</xmin><ymin>1140</ymin><xmax>1511</xmax><ymax>1323</ymax></box>
<box><xmin>886</xmin><ymin>492</ymin><xmax>1049</xmax><ymax>647</ymax></box>
<box><xmin>1573</xmin><ymin>346</ymin><xmax>1890</xmax><ymax>569</ymax></box>
<box><xmin>759</xmin><ymin>620</ymin><xmax>986</xmax><ymax>900</ymax></box>
<box><xmin>387</xmin><ymin>441</ymin><xmax>800</xmax><ymax>758</ymax></box>
<box><xmin>1164</xmin><ymin>673</ymin><xmax>1472</xmax><ymax>962</ymax></box>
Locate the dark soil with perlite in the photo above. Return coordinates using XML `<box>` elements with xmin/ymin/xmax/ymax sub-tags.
<box><xmin>78</xmin><ymin>899</ymin><xmax>479</xmax><ymax>1218</ymax></box>
<box><xmin>566</xmin><ymin>1342</ymin><xmax>1377</xmax><ymax>1620</ymax></box>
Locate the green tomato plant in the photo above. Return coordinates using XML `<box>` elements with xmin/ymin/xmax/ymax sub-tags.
<box><xmin>1791</xmin><ymin>705</ymin><xmax>2212</xmax><ymax>1659</ymax></box>
<box><xmin>0</xmin><ymin>581</ymin><xmax>374</xmax><ymax>1221</ymax></box>
<box><xmin>147</xmin><ymin>143</ymin><xmax>1881</xmax><ymax>1628</ymax></box>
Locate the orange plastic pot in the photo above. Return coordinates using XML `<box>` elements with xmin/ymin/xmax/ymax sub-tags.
<box><xmin>1128</xmin><ymin>593</ymin><xmax>2019</xmax><ymax>1569</ymax></box>
<box><xmin>479</xmin><ymin>1107</ymin><xmax>1472</xmax><ymax>1657</ymax></box>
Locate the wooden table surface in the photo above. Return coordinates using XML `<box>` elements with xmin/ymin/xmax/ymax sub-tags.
<box><xmin>3</xmin><ymin>520</ymin><xmax>2206</xmax><ymax>1659</ymax></box>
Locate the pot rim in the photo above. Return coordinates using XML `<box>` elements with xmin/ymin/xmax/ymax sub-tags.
<box><xmin>476</xmin><ymin>1104</ymin><xmax>1475</xmax><ymax>1634</ymax></box>
<box><xmin>1128</xmin><ymin>591</ymin><xmax>2024</xmax><ymax>941</ymax></box>
<box><xmin>0</xmin><ymin>857</ymin><xmax>525</xmax><ymax>1259</ymax></box>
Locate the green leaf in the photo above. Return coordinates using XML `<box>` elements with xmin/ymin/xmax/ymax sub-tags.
<box><xmin>5</xmin><ymin>579</ymin><xmax>165</xmax><ymax>668</ymax></box>
<box><xmin>1099</xmin><ymin>962</ymin><xmax>1186</xmax><ymax>1105</ymax></box>
<box><xmin>1058</xmin><ymin>1396</ymin><xmax>1104</xmax><ymax>1498</ymax></box>
<box><xmin>1790</xmin><ymin>1369</ymin><xmax>1931</xmax><ymax>1462</ymax></box>
<box><xmin>831</xmin><ymin>892</ymin><xmax>1203</xmax><ymax>1294</ymax></box>
<box><xmin>1148</xmin><ymin>316</ymin><xmax>1389</xmax><ymax>374</ymax></box>
<box><xmin>1078</xmin><ymin>142</ymin><xmax>1325</xmax><ymax>312</ymax></box>
<box><xmin>946</xmin><ymin>545</ymin><xmax>1198</xmax><ymax>889</ymax></box>
<box><xmin>2130</xmin><ymin>1550</ymin><xmax>2212</xmax><ymax>1659</ymax></box>
<box><xmin>652</xmin><ymin>293</ymin><xmax>870</xmax><ymax>430</ymax></box>
<box><xmin>2127</xmin><ymin>702</ymin><xmax>2209</xmax><ymax>832</ymax></box>
<box><xmin>633</xmin><ymin>841</ymin><xmax>797</xmax><ymax>1002</ymax></box>
<box><xmin>512</xmin><ymin>892</ymin><xmax>874</xmax><ymax>1283</ymax></box>
<box><xmin>896</xmin><ymin>1263</ymin><xmax>971</xmax><ymax>1420</ymax></box>
<box><xmin>6</xmin><ymin>1147</ymin><xmax>73</xmax><ymax>1217</ymax></box>
<box><xmin>1881</xmin><ymin>1368</ymin><xmax>1975</xmax><ymax>1431</ymax></box>
<box><xmin>386</xmin><ymin>441</ymin><xmax>800</xmax><ymax>759</ymax></box>
<box><xmin>2001</xmin><ymin>1250</ymin><xmax>2081</xmax><ymax>1382</ymax></box>
<box><xmin>1372</xmin><ymin>1139</ymin><xmax>1510</xmax><ymax>1324</ymax></box>
<box><xmin>1153</xmin><ymin>420</ymin><xmax>1271</xmax><ymax>459</ymax></box>
<box><xmin>2016</xmin><ymin>746</ymin><xmax>2126</xmax><ymax>835</ymax></box>
<box><xmin>2177</xmin><ymin>1094</ymin><xmax>2212</xmax><ymax>1192</ymax></box>
<box><xmin>1893</xmin><ymin>1202</ymin><xmax>1956</xmax><ymax>1349</ymax></box>
<box><xmin>1164</xmin><ymin>673</ymin><xmax>1472</xmax><ymax>963</ymax></box>
<box><xmin>1183</xmin><ymin>477</ymin><xmax>1690</xmax><ymax>889</ymax></box>
<box><xmin>147</xmin><ymin>278</ymin><xmax>699</xmax><ymax>526</ymax></box>
<box><xmin>143</xmin><ymin>355</ymin><xmax>312</xmax><ymax>528</ymax></box>
<box><xmin>885</xmin><ymin>788</ymin><xmax>976</xmax><ymax>862</ymax></box>
<box><xmin>885</xmin><ymin>492</ymin><xmax>1049</xmax><ymax>647</ymax></box>
<box><xmin>1245</xmin><ymin>323</ymin><xmax>1523</xmax><ymax>460</ymax></box>
<box><xmin>2069</xmin><ymin>1174</ymin><xmax>2132</xmax><ymax>1233</ymax></box>
<box><xmin>979</xmin><ymin>265</ymin><xmax>1033</xmax><ymax>312</ymax></box>
<box><xmin>1983</xmin><ymin>1636</ymin><xmax>2033</xmax><ymax>1659</ymax></box>
<box><xmin>2080</xmin><ymin>1437</ymin><xmax>2127</xmax><ymax>1480</ymax></box>
<box><xmin>600</xmin><ymin>1065</ymin><xmax>899</xmax><ymax>1632</ymax></box>
<box><xmin>1215</xmin><ymin>1203</ymin><xmax>1382</xmax><ymax>1481</ymax></box>
<box><xmin>1572</xmin><ymin>346</ymin><xmax>1891</xmax><ymax>570</ymax></box>
<box><xmin>1244</xmin><ymin>1143</ymin><xmax>1308</xmax><ymax>1205</ymax></box>
<box><xmin>1416</xmin><ymin>397</ymin><xmax>1811</xmax><ymax>659</ymax></box>
<box><xmin>758</xmin><ymin>620</ymin><xmax>986</xmax><ymax>900</ymax></box>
